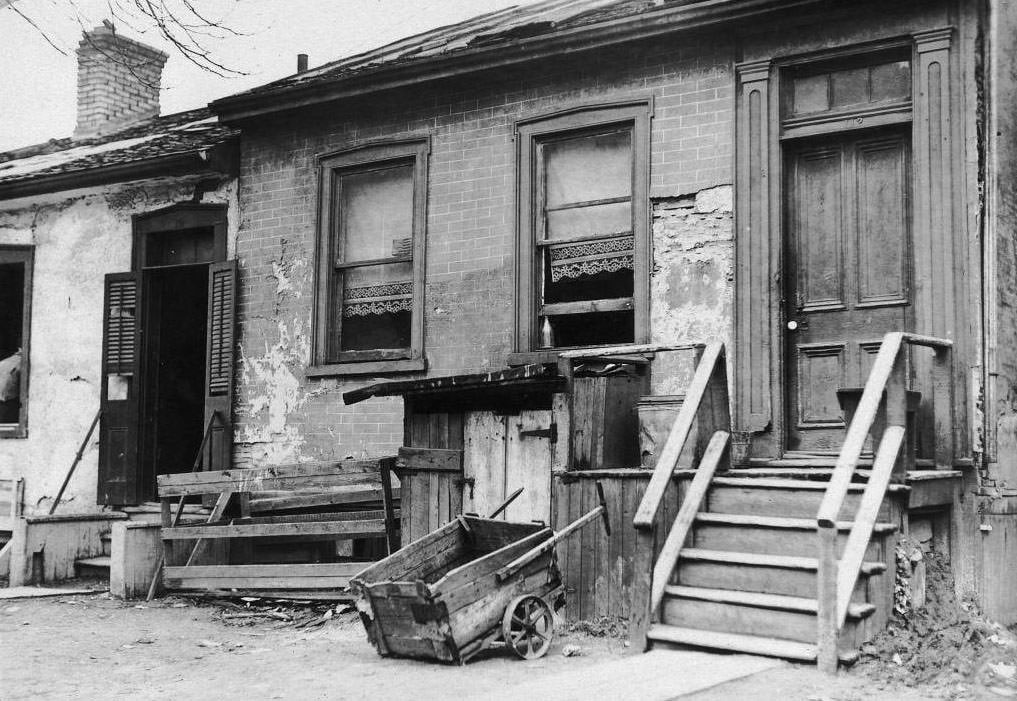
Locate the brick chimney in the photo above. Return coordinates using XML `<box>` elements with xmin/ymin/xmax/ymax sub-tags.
<box><xmin>74</xmin><ymin>22</ymin><xmax>169</xmax><ymax>138</ymax></box>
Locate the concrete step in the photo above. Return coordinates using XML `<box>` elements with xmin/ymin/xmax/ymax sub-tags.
<box><xmin>692</xmin><ymin>512</ymin><xmax>896</xmax><ymax>559</ymax></box>
<box><xmin>647</xmin><ymin>624</ymin><xmax>859</xmax><ymax>664</ymax></box>
<box><xmin>706</xmin><ymin>477</ymin><xmax>898</xmax><ymax>519</ymax></box>
<box><xmin>74</xmin><ymin>556</ymin><xmax>111</xmax><ymax>578</ymax></box>
<box><xmin>676</xmin><ymin>548</ymin><xmax>883</xmax><ymax>600</ymax></box>
<box><xmin>659</xmin><ymin>584</ymin><xmax>873</xmax><ymax>645</ymax></box>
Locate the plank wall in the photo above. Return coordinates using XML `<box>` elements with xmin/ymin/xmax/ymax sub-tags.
<box><xmin>552</xmin><ymin>471</ymin><xmax>687</xmax><ymax>622</ymax></box>
<box><xmin>400</xmin><ymin>407</ymin><xmax>465</xmax><ymax>544</ymax></box>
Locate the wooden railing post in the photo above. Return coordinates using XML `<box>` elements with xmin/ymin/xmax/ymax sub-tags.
<box><xmin>630</xmin><ymin>526</ymin><xmax>655</xmax><ymax>651</ymax></box>
<box><xmin>816</xmin><ymin>524</ymin><xmax>839</xmax><ymax>673</ymax></box>
<box><xmin>932</xmin><ymin>346</ymin><xmax>954</xmax><ymax>470</ymax></box>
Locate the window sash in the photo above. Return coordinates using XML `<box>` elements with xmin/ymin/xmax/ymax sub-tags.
<box><xmin>314</xmin><ymin>140</ymin><xmax>428</xmax><ymax>370</ymax></box>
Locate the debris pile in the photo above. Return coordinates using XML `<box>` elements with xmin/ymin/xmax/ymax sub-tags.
<box><xmin>855</xmin><ymin>542</ymin><xmax>1017</xmax><ymax>698</ymax></box>
<box><xmin>200</xmin><ymin>595</ymin><xmax>357</xmax><ymax>630</ymax></box>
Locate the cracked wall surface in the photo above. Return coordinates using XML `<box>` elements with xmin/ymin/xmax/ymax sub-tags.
<box><xmin>0</xmin><ymin>176</ymin><xmax>237</xmax><ymax>514</ymax></box>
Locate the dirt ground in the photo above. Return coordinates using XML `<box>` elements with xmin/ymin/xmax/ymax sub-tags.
<box><xmin>0</xmin><ymin>589</ymin><xmax>1003</xmax><ymax>701</ymax></box>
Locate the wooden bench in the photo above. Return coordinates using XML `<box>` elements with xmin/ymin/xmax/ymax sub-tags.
<box><xmin>156</xmin><ymin>459</ymin><xmax>398</xmax><ymax>597</ymax></box>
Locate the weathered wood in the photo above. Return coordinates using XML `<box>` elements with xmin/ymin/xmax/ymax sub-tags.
<box><xmin>634</xmin><ymin>342</ymin><xmax>725</xmax><ymax>528</ymax></box>
<box><xmin>249</xmin><ymin>485</ymin><xmax>396</xmax><ymax>512</ymax></box>
<box><xmin>396</xmin><ymin>447</ymin><xmax>463</xmax><ymax>472</ymax></box>
<box><xmin>816</xmin><ymin>526</ymin><xmax>839</xmax><ymax>674</ymax></box>
<box><xmin>164</xmin><ymin>562</ymin><xmax>362</xmax><ymax>590</ymax></box>
<box><xmin>354</xmin><ymin>519</ymin><xmax>464</xmax><ymax>584</ymax></box>
<box><xmin>836</xmin><ymin>426</ymin><xmax>903</xmax><ymax>624</ymax></box>
<box><xmin>162</xmin><ymin>519</ymin><xmax>387</xmax><ymax>540</ymax></box>
<box><xmin>185</xmin><ymin>491</ymin><xmax>234</xmax><ymax>567</ymax></box>
<box><xmin>629</xmin><ymin>528</ymin><xmax>655</xmax><ymax>650</ymax></box>
<box><xmin>650</xmin><ymin>431</ymin><xmax>728</xmax><ymax>611</ymax></box>
<box><xmin>496</xmin><ymin>506</ymin><xmax>604</xmax><ymax>582</ymax></box>
<box><xmin>159</xmin><ymin>469</ymin><xmax>383</xmax><ymax>497</ymax></box>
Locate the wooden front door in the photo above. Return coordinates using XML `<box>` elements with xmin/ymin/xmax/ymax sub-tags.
<box><xmin>784</xmin><ymin>130</ymin><xmax>912</xmax><ymax>453</ymax></box>
<box><xmin>464</xmin><ymin>410</ymin><xmax>553</xmax><ymax>523</ymax></box>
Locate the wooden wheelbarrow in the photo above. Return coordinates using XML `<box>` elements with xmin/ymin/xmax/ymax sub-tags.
<box><xmin>350</xmin><ymin>483</ymin><xmax>610</xmax><ymax>663</ymax></box>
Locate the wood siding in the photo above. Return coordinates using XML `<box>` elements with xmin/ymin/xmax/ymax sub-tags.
<box><xmin>400</xmin><ymin>407</ymin><xmax>465</xmax><ymax>544</ymax></box>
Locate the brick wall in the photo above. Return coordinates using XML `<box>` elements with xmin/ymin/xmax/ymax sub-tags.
<box><xmin>232</xmin><ymin>32</ymin><xmax>737</xmax><ymax>466</ymax></box>
<box><xmin>75</xmin><ymin>24</ymin><xmax>168</xmax><ymax>138</ymax></box>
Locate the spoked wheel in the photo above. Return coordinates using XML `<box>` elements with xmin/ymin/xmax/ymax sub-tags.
<box><xmin>502</xmin><ymin>595</ymin><xmax>554</xmax><ymax>660</ymax></box>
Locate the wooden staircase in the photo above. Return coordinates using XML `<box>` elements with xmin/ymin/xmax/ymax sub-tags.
<box><xmin>646</xmin><ymin>473</ymin><xmax>897</xmax><ymax>663</ymax></box>
<box><xmin>629</xmin><ymin>332</ymin><xmax>955</xmax><ymax>671</ymax></box>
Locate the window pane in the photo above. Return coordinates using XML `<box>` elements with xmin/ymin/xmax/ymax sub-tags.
<box><xmin>341</xmin><ymin>163</ymin><xmax>414</xmax><ymax>263</ymax></box>
<box><xmin>546</xmin><ymin>310</ymin><xmax>634</xmax><ymax>348</ymax></box>
<box><xmin>544</xmin><ymin>130</ymin><xmax>631</xmax><ymax>207</ymax></box>
<box><xmin>870</xmin><ymin>60</ymin><xmax>911</xmax><ymax>103</ymax></box>
<box><xmin>546</xmin><ymin>201</ymin><xmax>631</xmax><ymax>240</ymax></box>
<box><xmin>793</xmin><ymin>74</ymin><xmax>829</xmax><ymax>114</ymax></box>
<box><xmin>0</xmin><ymin>262</ymin><xmax>24</xmax><ymax>423</ymax></box>
<box><xmin>830</xmin><ymin>67</ymin><xmax>869</xmax><ymax>109</ymax></box>
<box><xmin>339</xmin><ymin>262</ymin><xmax>413</xmax><ymax>352</ymax></box>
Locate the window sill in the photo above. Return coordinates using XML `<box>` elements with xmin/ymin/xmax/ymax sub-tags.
<box><xmin>507</xmin><ymin>344</ymin><xmax>657</xmax><ymax>367</ymax></box>
<box><xmin>0</xmin><ymin>425</ymin><xmax>27</xmax><ymax>439</ymax></box>
<box><xmin>306</xmin><ymin>357</ymin><xmax>427</xmax><ymax>378</ymax></box>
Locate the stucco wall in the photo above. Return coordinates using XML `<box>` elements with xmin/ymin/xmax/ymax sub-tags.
<box><xmin>0</xmin><ymin>175</ymin><xmax>237</xmax><ymax>515</ymax></box>
<box><xmin>232</xmin><ymin>32</ymin><xmax>737</xmax><ymax>467</ymax></box>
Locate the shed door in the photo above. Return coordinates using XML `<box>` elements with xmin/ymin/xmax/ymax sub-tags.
<box><xmin>203</xmin><ymin>260</ymin><xmax>237</xmax><ymax>471</ymax></box>
<box><xmin>98</xmin><ymin>273</ymin><xmax>142</xmax><ymax>506</ymax></box>
<box><xmin>784</xmin><ymin>130</ymin><xmax>912</xmax><ymax>452</ymax></box>
<box><xmin>464</xmin><ymin>410</ymin><xmax>553</xmax><ymax>523</ymax></box>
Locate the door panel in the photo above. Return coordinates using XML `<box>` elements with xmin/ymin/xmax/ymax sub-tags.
<box><xmin>464</xmin><ymin>410</ymin><xmax>552</xmax><ymax>523</ymax></box>
<box><xmin>97</xmin><ymin>273</ymin><xmax>142</xmax><ymax>506</ymax></box>
<box><xmin>785</xmin><ymin>131</ymin><xmax>911</xmax><ymax>452</ymax></box>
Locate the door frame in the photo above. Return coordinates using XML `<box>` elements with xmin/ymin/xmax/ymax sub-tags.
<box><xmin>733</xmin><ymin>29</ymin><xmax>968</xmax><ymax>462</ymax></box>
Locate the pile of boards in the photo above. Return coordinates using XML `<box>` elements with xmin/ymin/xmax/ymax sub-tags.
<box><xmin>156</xmin><ymin>459</ymin><xmax>399</xmax><ymax>600</ymax></box>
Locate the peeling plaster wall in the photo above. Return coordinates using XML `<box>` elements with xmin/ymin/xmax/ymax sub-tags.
<box><xmin>234</xmin><ymin>32</ymin><xmax>737</xmax><ymax>466</ymax></box>
<box><xmin>0</xmin><ymin>175</ymin><xmax>237</xmax><ymax>515</ymax></box>
<box><xmin>650</xmin><ymin>186</ymin><xmax>734</xmax><ymax>395</ymax></box>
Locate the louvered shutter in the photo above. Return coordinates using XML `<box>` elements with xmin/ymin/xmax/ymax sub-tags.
<box><xmin>203</xmin><ymin>260</ymin><xmax>237</xmax><ymax>472</ymax></box>
<box><xmin>97</xmin><ymin>272</ymin><xmax>142</xmax><ymax>506</ymax></box>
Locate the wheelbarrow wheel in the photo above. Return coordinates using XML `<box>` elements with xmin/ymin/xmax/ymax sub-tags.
<box><xmin>502</xmin><ymin>594</ymin><xmax>554</xmax><ymax>660</ymax></box>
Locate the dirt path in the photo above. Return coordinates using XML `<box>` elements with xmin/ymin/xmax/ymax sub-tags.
<box><xmin>0</xmin><ymin>592</ymin><xmax>981</xmax><ymax>700</ymax></box>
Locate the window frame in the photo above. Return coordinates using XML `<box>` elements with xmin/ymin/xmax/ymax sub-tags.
<box><xmin>514</xmin><ymin>101</ymin><xmax>651</xmax><ymax>357</ymax></box>
<box><xmin>0</xmin><ymin>246</ymin><xmax>33</xmax><ymax>438</ymax></box>
<box><xmin>312</xmin><ymin>138</ymin><xmax>428</xmax><ymax>376</ymax></box>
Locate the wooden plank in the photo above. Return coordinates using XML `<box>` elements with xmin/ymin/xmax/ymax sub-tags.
<box><xmin>159</xmin><ymin>460</ymin><xmax>380</xmax><ymax>486</ymax></box>
<box><xmin>504</xmin><ymin>409</ymin><xmax>553</xmax><ymax>523</ymax></box>
<box><xmin>436</xmin><ymin>531</ymin><xmax>552</xmax><ymax>613</ymax></box>
<box><xmin>650</xmin><ymin>431</ymin><xmax>728</xmax><ymax>611</ymax></box>
<box><xmin>605</xmin><ymin>478</ymin><xmax>624</xmax><ymax>618</ymax></box>
<box><xmin>354</xmin><ymin>519</ymin><xmax>465</xmax><ymax>584</ymax></box>
<box><xmin>249</xmin><ymin>485</ymin><xmax>398</xmax><ymax>512</ymax></box>
<box><xmin>633</xmin><ymin>342</ymin><xmax>723</xmax><ymax>528</ymax></box>
<box><xmin>396</xmin><ymin>447</ymin><xmax>463</xmax><ymax>473</ymax></box>
<box><xmin>163</xmin><ymin>519</ymin><xmax>388</xmax><ymax>540</ymax></box>
<box><xmin>165</xmin><ymin>575</ymin><xmax>354</xmax><ymax>590</ymax></box>
<box><xmin>540</xmin><ymin>297</ymin><xmax>634</xmax><ymax>316</ymax></box>
<box><xmin>165</xmin><ymin>563</ymin><xmax>364</xmax><ymax>578</ymax></box>
<box><xmin>463</xmin><ymin>412</ymin><xmax>507</xmax><ymax>517</ymax></box>
<box><xmin>159</xmin><ymin>470</ymin><xmax>383</xmax><ymax>497</ymax></box>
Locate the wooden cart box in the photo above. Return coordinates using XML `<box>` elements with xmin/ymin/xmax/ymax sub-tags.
<box><xmin>351</xmin><ymin>516</ymin><xmax>563</xmax><ymax>664</ymax></box>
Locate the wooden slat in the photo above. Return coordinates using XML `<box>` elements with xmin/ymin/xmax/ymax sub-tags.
<box><xmin>249</xmin><ymin>486</ymin><xmax>398</xmax><ymax>512</ymax></box>
<box><xmin>650</xmin><ymin>431</ymin><xmax>728</xmax><ymax>612</ymax></box>
<box><xmin>396</xmin><ymin>447</ymin><xmax>463</xmax><ymax>472</ymax></box>
<box><xmin>836</xmin><ymin>426</ymin><xmax>904</xmax><ymax>624</ymax></box>
<box><xmin>162</xmin><ymin>518</ymin><xmax>388</xmax><ymax>540</ymax></box>
<box><xmin>164</xmin><ymin>563</ymin><xmax>362</xmax><ymax>590</ymax></box>
<box><xmin>634</xmin><ymin>342</ymin><xmax>724</xmax><ymax>528</ymax></box>
<box><xmin>158</xmin><ymin>464</ymin><xmax>384</xmax><ymax>497</ymax></box>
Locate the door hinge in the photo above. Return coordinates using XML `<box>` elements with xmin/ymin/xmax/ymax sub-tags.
<box><xmin>456</xmin><ymin>476</ymin><xmax>475</xmax><ymax>499</ymax></box>
<box><xmin>519</xmin><ymin>423</ymin><xmax>557</xmax><ymax>443</ymax></box>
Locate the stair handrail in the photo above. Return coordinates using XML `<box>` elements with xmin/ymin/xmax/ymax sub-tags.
<box><xmin>628</xmin><ymin>341</ymin><xmax>730</xmax><ymax>650</ymax></box>
<box><xmin>816</xmin><ymin>331</ymin><xmax>953</xmax><ymax>673</ymax></box>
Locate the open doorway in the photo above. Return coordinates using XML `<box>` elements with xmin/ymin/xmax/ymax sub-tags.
<box><xmin>140</xmin><ymin>263</ymin><xmax>209</xmax><ymax>500</ymax></box>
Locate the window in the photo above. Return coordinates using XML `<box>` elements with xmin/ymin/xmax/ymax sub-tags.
<box><xmin>0</xmin><ymin>247</ymin><xmax>32</xmax><ymax>437</ymax></box>
<box><xmin>312</xmin><ymin>140</ymin><xmax>428</xmax><ymax>375</ymax></box>
<box><xmin>516</xmin><ymin>103</ymin><xmax>650</xmax><ymax>354</ymax></box>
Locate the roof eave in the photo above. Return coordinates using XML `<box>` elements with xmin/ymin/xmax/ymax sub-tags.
<box><xmin>212</xmin><ymin>0</ymin><xmax>826</xmax><ymax>123</ymax></box>
<box><xmin>0</xmin><ymin>141</ymin><xmax>238</xmax><ymax>202</ymax></box>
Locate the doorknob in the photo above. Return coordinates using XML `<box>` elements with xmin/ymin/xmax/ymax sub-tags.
<box><xmin>787</xmin><ymin>319</ymin><xmax>808</xmax><ymax>331</ymax></box>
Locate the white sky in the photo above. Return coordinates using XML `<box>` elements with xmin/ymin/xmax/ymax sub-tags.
<box><xmin>0</xmin><ymin>0</ymin><xmax>545</xmax><ymax>152</ymax></box>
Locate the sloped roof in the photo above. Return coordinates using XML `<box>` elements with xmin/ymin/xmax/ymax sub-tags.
<box><xmin>0</xmin><ymin>108</ymin><xmax>237</xmax><ymax>199</ymax></box>
<box><xmin>213</xmin><ymin>0</ymin><xmax>815</xmax><ymax>120</ymax></box>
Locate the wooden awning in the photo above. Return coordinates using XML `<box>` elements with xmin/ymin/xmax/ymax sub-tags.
<box><xmin>343</xmin><ymin>363</ymin><xmax>563</xmax><ymax>405</ymax></box>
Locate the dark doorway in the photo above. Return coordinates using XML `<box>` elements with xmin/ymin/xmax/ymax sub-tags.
<box><xmin>140</xmin><ymin>263</ymin><xmax>209</xmax><ymax>499</ymax></box>
<box><xmin>783</xmin><ymin>128</ymin><xmax>913</xmax><ymax>453</ymax></box>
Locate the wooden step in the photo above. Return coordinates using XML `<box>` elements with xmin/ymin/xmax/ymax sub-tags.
<box><xmin>676</xmin><ymin>548</ymin><xmax>884</xmax><ymax>599</ymax></box>
<box><xmin>707</xmin><ymin>478</ymin><xmax>899</xmax><ymax>519</ymax></box>
<box><xmin>663</xmin><ymin>585</ymin><xmax>875</xmax><ymax>619</ymax></box>
<box><xmin>647</xmin><ymin>624</ymin><xmax>859</xmax><ymax>664</ymax></box>
<box><xmin>693</xmin><ymin>513</ymin><xmax>895</xmax><ymax>558</ymax></box>
<box><xmin>660</xmin><ymin>584</ymin><xmax>872</xmax><ymax>644</ymax></box>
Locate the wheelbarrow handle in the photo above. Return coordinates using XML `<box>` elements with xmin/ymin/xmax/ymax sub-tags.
<box><xmin>495</xmin><ymin>498</ymin><xmax>608</xmax><ymax>582</ymax></box>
